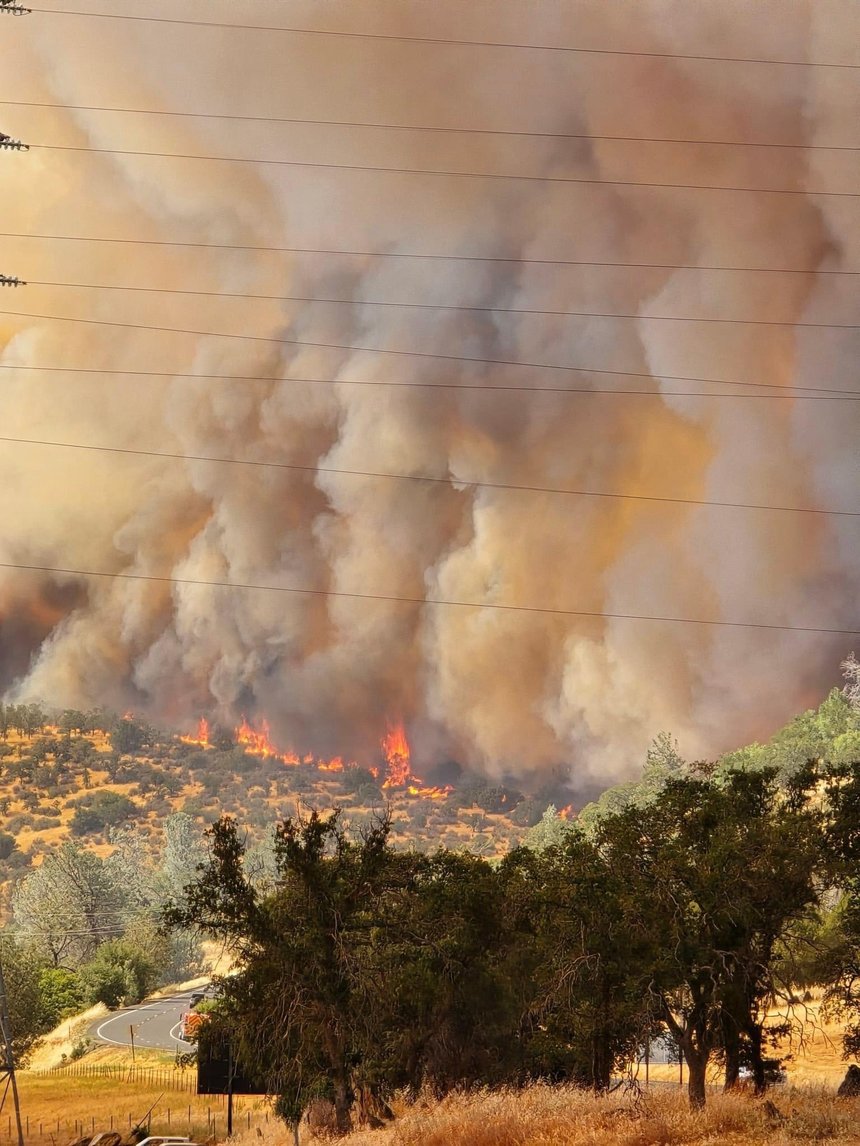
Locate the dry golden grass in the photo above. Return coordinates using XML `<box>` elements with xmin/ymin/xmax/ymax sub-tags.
<box><xmin>226</xmin><ymin>1086</ymin><xmax>860</xmax><ymax>1146</ymax></box>
<box><xmin>0</xmin><ymin>726</ymin><xmax>517</xmax><ymax>883</ymax></box>
<box><xmin>15</xmin><ymin>1069</ymin><xmax>273</xmax><ymax>1144</ymax></box>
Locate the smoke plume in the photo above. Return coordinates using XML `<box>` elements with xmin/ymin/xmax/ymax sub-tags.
<box><xmin>0</xmin><ymin>1</ymin><xmax>858</xmax><ymax>791</ymax></box>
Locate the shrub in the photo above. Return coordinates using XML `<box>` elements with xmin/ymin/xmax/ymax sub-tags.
<box><xmin>79</xmin><ymin>941</ymin><xmax>158</xmax><ymax>1008</ymax></box>
<box><xmin>70</xmin><ymin>791</ymin><xmax>137</xmax><ymax>835</ymax></box>
<box><xmin>38</xmin><ymin>967</ymin><xmax>84</xmax><ymax>1028</ymax></box>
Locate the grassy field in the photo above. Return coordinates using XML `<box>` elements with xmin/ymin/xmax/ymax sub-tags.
<box><xmin>6</xmin><ymin>1069</ymin><xmax>273</xmax><ymax>1145</ymax></box>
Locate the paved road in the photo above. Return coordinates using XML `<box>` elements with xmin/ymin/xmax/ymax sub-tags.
<box><xmin>90</xmin><ymin>990</ymin><xmax>199</xmax><ymax>1052</ymax></box>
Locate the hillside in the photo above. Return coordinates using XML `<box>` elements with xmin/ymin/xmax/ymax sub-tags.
<box><xmin>2</xmin><ymin>681</ymin><xmax>858</xmax><ymax>903</ymax></box>
<box><xmin>0</xmin><ymin>707</ymin><xmax>554</xmax><ymax>909</ymax></box>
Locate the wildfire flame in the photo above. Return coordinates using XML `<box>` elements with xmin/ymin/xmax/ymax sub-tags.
<box><xmin>317</xmin><ymin>756</ymin><xmax>345</xmax><ymax>773</ymax></box>
<box><xmin>235</xmin><ymin>716</ymin><xmax>280</xmax><ymax>759</ymax></box>
<box><xmin>406</xmin><ymin>784</ymin><xmax>453</xmax><ymax>801</ymax></box>
<box><xmin>176</xmin><ymin>715</ymin><xmax>447</xmax><ymax>797</ymax></box>
<box><xmin>558</xmin><ymin>804</ymin><xmax>574</xmax><ymax>820</ymax></box>
<box><xmin>381</xmin><ymin>722</ymin><xmax>412</xmax><ymax>789</ymax></box>
<box><xmin>180</xmin><ymin>716</ymin><xmax>211</xmax><ymax>749</ymax></box>
<box><xmin>381</xmin><ymin>721</ymin><xmax>452</xmax><ymax>798</ymax></box>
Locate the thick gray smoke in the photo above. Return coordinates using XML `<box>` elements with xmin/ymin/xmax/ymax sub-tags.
<box><xmin>0</xmin><ymin>1</ymin><xmax>858</xmax><ymax>790</ymax></box>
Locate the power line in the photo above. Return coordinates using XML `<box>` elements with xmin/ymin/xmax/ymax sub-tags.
<box><xmin>1</xmin><ymin>310</ymin><xmax>856</xmax><ymax>396</ymax></box>
<box><xmin>24</xmin><ymin>280</ymin><xmax>860</xmax><ymax>330</ymax></box>
<box><xmin>5</xmin><ymin>97</ymin><xmax>858</xmax><ymax>152</ymax></box>
<box><xmin>3</xmin><ymin>559</ymin><xmax>858</xmax><ymax>636</ymax></box>
<box><xmin>32</xmin><ymin>142</ymin><xmax>860</xmax><ymax>198</ymax></box>
<box><xmin>4</xmin><ymin>230</ymin><xmax>856</xmax><ymax>275</ymax></box>
<box><xmin>25</xmin><ymin>8</ymin><xmax>860</xmax><ymax>70</ymax></box>
<box><xmin>4</xmin><ymin>433</ymin><xmax>855</xmax><ymax>518</ymax></box>
<box><xmin>3</xmin><ymin>362</ymin><xmax>854</xmax><ymax>401</ymax></box>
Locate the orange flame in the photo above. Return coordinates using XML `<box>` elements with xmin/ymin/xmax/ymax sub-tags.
<box><xmin>175</xmin><ymin>715</ymin><xmax>445</xmax><ymax>797</ymax></box>
<box><xmin>407</xmin><ymin>784</ymin><xmax>453</xmax><ymax>800</ymax></box>
<box><xmin>180</xmin><ymin>716</ymin><xmax>211</xmax><ymax>749</ymax></box>
<box><xmin>318</xmin><ymin>756</ymin><xmax>345</xmax><ymax>773</ymax></box>
<box><xmin>558</xmin><ymin>804</ymin><xmax>574</xmax><ymax>820</ymax></box>
<box><xmin>235</xmin><ymin>717</ymin><xmax>281</xmax><ymax>759</ymax></box>
<box><xmin>381</xmin><ymin>721</ymin><xmax>412</xmax><ymax>789</ymax></box>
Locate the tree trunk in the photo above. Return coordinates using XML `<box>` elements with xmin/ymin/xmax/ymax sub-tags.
<box><xmin>686</xmin><ymin>1051</ymin><xmax>708</xmax><ymax>1109</ymax></box>
<box><xmin>722</xmin><ymin>1016</ymin><xmax>741</xmax><ymax>1091</ymax></box>
<box><xmin>680</xmin><ymin>1023</ymin><xmax>710</xmax><ymax>1110</ymax></box>
<box><xmin>749</xmin><ymin>1022</ymin><xmax>766</xmax><ymax>1095</ymax></box>
<box><xmin>332</xmin><ymin>1071</ymin><xmax>352</xmax><ymax>1136</ymax></box>
<box><xmin>591</xmin><ymin>1033</ymin><xmax>613</xmax><ymax>1091</ymax></box>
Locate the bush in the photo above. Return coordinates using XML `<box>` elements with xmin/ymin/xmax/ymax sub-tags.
<box><xmin>79</xmin><ymin>941</ymin><xmax>158</xmax><ymax>1009</ymax></box>
<box><xmin>70</xmin><ymin>790</ymin><xmax>137</xmax><ymax>835</ymax></box>
<box><xmin>67</xmin><ymin>1036</ymin><xmax>93</xmax><ymax>1062</ymax></box>
<box><xmin>510</xmin><ymin>798</ymin><xmax>545</xmax><ymax>828</ymax></box>
<box><xmin>38</xmin><ymin>967</ymin><xmax>84</xmax><ymax>1028</ymax></box>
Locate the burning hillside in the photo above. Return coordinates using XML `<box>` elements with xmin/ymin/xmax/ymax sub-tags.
<box><xmin>178</xmin><ymin>716</ymin><xmax>452</xmax><ymax>797</ymax></box>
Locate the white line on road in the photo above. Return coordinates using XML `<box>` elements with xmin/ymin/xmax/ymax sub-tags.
<box><xmin>94</xmin><ymin>997</ymin><xmax>187</xmax><ymax>1046</ymax></box>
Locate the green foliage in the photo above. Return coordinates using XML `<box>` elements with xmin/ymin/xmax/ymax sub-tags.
<box><xmin>522</xmin><ymin>805</ymin><xmax>577</xmax><ymax>852</ymax></box>
<box><xmin>67</xmin><ymin>1036</ymin><xmax>93</xmax><ymax>1061</ymax></box>
<box><xmin>13</xmin><ymin>841</ymin><xmax>128</xmax><ymax>967</ymax></box>
<box><xmin>0</xmin><ymin>937</ymin><xmax>55</xmax><ymax>1065</ymax></box>
<box><xmin>70</xmin><ymin>789</ymin><xmax>138</xmax><ymax>835</ymax></box>
<box><xmin>0</xmin><ymin>829</ymin><xmax>18</xmax><ymax>860</ymax></box>
<box><xmin>110</xmin><ymin>716</ymin><xmax>149</xmax><ymax>755</ymax></box>
<box><xmin>78</xmin><ymin>939</ymin><xmax>158</xmax><ymax>1008</ymax></box>
<box><xmin>37</xmin><ymin>967</ymin><xmax>84</xmax><ymax>1027</ymax></box>
<box><xmin>168</xmin><ymin>813</ymin><xmax>527</xmax><ymax>1132</ymax></box>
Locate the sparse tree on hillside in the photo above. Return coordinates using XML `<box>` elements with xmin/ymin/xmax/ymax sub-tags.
<box><xmin>110</xmin><ymin>716</ymin><xmax>149</xmax><ymax>755</ymax></box>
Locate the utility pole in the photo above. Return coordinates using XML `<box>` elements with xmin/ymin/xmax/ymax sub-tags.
<box><xmin>0</xmin><ymin>134</ymin><xmax>29</xmax><ymax>151</ymax></box>
<box><xmin>0</xmin><ymin>276</ymin><xmax>26</xmax><ymax>287</ymax></box>
<box><xmin>0</xmin><ymin>3</ymin><xmax>32</xmax><ymax>15</ymax></box>
<box><xmin>0</xmin><ymin>954</ymin><xmax>25</xmax><ymax>1146</ymax></box>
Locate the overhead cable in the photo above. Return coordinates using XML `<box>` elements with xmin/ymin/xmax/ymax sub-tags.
<box><xmin>25</xmin><ymin>8</ymin><xmax>860</xmax><ymax>70</ymax></box>
<box><xmin>4</xmin><ymin>230</ymin><xmax>856</xmax><ymax>275</ymax></box>
<box><xmin>32</xmin><ymin>142</ymin><xmax>860</xmax><ymax>198</ymax></box>
<box><xmin>3</xmin><ymin>97</ymin><xmax>858</xmax><ymax>151</ymax></box>
<box><xmin>0</xmin><ymin>309</ymin><xmax>856</xmax><ymax>396</ymax></box>
<box><xmin>3</xmin><ymin>559</ymin><xmax>858</xmax><ymax>636</ymax></box>
<box><xmin>4</xmin><ymin>433</ymin><xmax>856</xmax><ymax>517</ymax></box>
<box><xmin>24</xmin><ymin>279</ymin><xmax>860</xmax><ymax>330</ymax></box>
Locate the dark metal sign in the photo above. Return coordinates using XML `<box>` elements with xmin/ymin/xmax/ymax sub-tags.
<box><xmin>197</xmin><ymin>1029</ymin><xmax>268</xmax><ymax>1096</ymax></box>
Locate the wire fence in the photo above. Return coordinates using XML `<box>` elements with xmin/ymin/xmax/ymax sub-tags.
<box><xmin>44</xmin><ymin>1062</ymin><xmax>201</xmax><ymax>1093</ymax></box>
<box><xmin>0</xmin><ymin>1104</ymin><xmax>273</xmax><ymax>1146</ymax></box>
<box><xmin>5</xmin><ymin>1066</ymin><xmax>274</xmax><ymax>1145</ymax></box>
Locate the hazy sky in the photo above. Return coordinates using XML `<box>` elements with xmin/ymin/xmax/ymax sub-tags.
<box><xmin>0</xmin><ymin>1</ymin><xmax>858</xmax><ymax>791</ymax></box>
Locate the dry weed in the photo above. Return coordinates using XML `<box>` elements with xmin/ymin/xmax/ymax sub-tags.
<box><xmin>226</xmin><ymin>1085</ymin><xmax>860</xmax><ymax>1146</ymax></box>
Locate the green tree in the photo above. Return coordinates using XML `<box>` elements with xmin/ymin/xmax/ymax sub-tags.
<box><xmin>13</xmin><ymin>842</ymin><xmax>128</xmax><ymax>967</ymax></box>
<box><xmin>79</xmin><ymin>940</ymin><xmax>158</xmax><ymax>1008</ymax></box>
<box><xmin>0</xmin><ymin>937</ymin><xmax>54</xmax><ymax>1065</ymax></box>
<box><xmin>70</xmin><ymin>790</ymin><xmax>138</xmax><ymax>836</ymax></box>
<box><xmin>37</xmin><ymin>967</ymin><xmax>84</xmax><ymax>1028</ymax></box>
<box><xmin>596</xmin><ymin>768</ymin><xmax>822</xmax><ymax>1106</ymax></box>
<box><xmin>507</xmin><ymin>837</ymin><xmax>653</xmax><ymax>1090</ymax></box>
<box><xmin>168</xmin><ymin>813</ymin><xmax>524</xmax><ymax>1132</ymax></box>
<box><xmin>522</xmin><ymin>805</ymin><xmax>577</xmax><ymax>852</ymax></box>
<box><xmin>110</xmin><ymin>716</ymin><xmax>149</xmax><ymax>755</ymax></box>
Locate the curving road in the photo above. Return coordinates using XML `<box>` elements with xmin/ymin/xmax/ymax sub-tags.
<box><xmin>90</xmin><ymin>990</ymin><xmax>199</xmax><ymax>1052</ymax></box>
